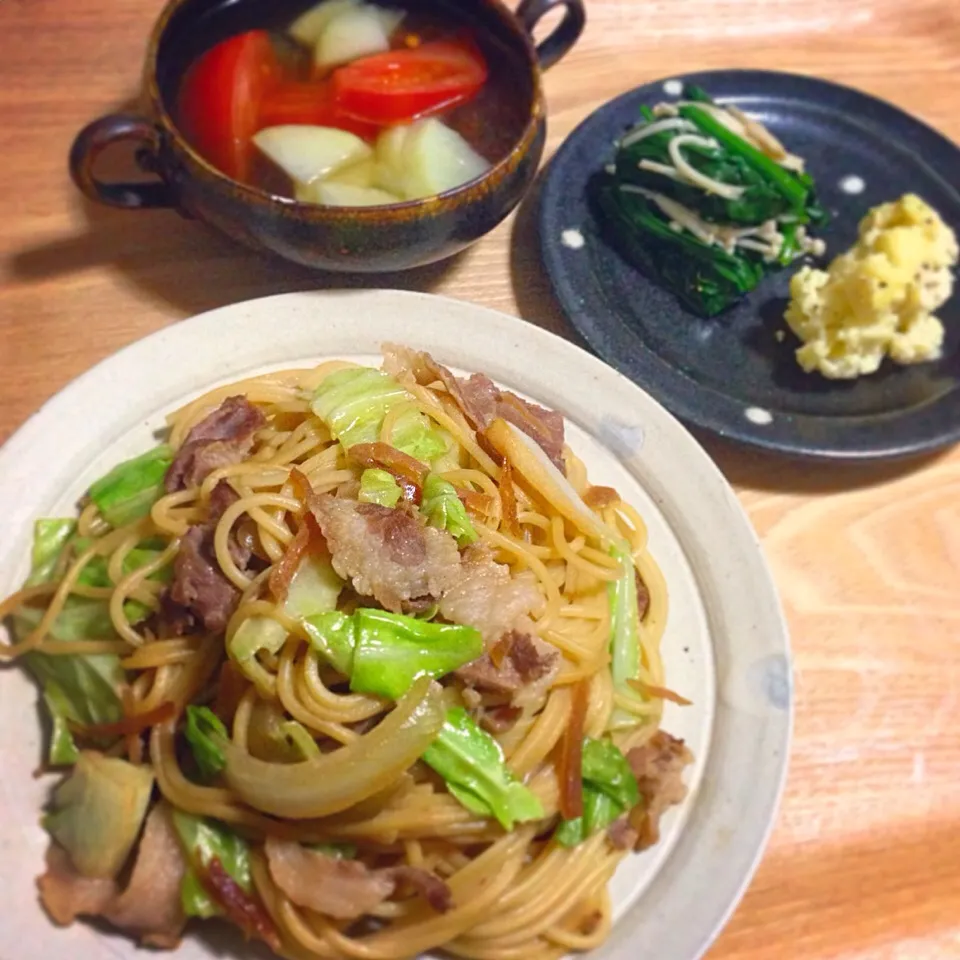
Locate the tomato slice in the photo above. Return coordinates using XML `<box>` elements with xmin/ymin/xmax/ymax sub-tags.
<box><xmin>332</xmin><ymin>40</ymin><xmax>489</xmax><ymax>125</ymax></box>
<box><xmin>178</xmin><ymin>30</ymin><xmax>279</xmax><ymax>181</ymax></box>
<box><xmin>258</xmin><ymin>81</ymin><xmax>381</xmax><ymax>140</ymax></box>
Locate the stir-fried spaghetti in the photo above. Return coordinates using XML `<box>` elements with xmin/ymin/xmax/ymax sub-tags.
<box><xmin>0</xmin><ymin>345</ymin><xmax>692</xmax><ymax>959</ymax></box>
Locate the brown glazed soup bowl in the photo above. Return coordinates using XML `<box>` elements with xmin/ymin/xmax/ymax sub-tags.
<box><xmin>69</xmin><ymin>0</ymin><xmax>585</xmax><ymax>273</ymax></box>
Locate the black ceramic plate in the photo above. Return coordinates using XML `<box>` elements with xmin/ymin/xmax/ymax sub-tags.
<box><xmin>538</xmin><ymin>69</ymin><xmax>960</xmax><ymax>460</ymax></box>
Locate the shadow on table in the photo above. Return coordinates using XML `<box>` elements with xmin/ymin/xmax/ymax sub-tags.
<box><xmin>509</xmin><ymin>166</ymin><xmax>580</xmax><ymax>342</ymax></box>
<box><xmin>8</xmin><ymin>199</ymin><xmax>465</xmax><ymax>315</ymax></box>
<box><xmin>8</xmin><ymin>94</ymin><xmax>465</xmax><ymax>315</ymax></box>
<box><xmin>699</xmin><ymin>433</ymin><xmax>953</xmax><ymax>494</ymax></box>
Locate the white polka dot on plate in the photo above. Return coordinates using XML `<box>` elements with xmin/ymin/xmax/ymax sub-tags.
<box><xmin>839</xmin><ymin>175</ymin><xmax>865</xmax><ymax>195</ymax></box>
<box><xmin>662</xmin><ymin>79</ymin><xmax>683</xmax><ymax>96</ymax></box>
<box><xmin>744</xmin><ymin>406</ymin><xmax>773</xmax><ymax>425</ymax></box>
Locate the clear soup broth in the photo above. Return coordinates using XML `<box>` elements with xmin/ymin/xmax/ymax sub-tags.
<box><xmin>159</xmin><ymin>0</ymin><xmax>535</xmax><ymax>206</ymax></box>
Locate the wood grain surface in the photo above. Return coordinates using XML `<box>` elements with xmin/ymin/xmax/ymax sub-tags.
<box><xmin>2</xmin><ymin>0</ymin><xmax>960</xmax><ymax>957</ymax></box>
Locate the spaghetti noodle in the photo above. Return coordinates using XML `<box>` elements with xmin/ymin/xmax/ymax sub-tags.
<box><xmin>1</xmin><ymin>345</ymin><xmax>692</xmax><ymax>959</ymax></box>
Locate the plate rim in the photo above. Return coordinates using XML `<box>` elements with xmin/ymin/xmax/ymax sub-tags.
<box><xmin>0</xmin><ymin>289</ymin><xmax>793</xmax><ymax>960</ymax></box>
<box><xmin>538</xmin><ymin>67</ymin><xmax>960</xmax><ymax>461</ymax></box>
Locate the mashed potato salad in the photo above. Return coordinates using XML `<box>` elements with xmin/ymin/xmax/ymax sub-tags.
<box><xmin>785</xmin><ymin>194</ymin><xmax>958</xmax><ymax>379</ymax></box>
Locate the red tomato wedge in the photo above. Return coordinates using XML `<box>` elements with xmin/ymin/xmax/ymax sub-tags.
<box><xmin>332</xmin><ymin>40</ymin><xmax>489</xmax><ymax>125</ymax></box>
<box><xmin>178</xmin><ymin>30</ymin><xmax>279</xmax><ymax>181</ymax></box>
<box><xmin>258</xmin><ymin>82</ymin><xmax>380</xmax><ymax>140</ymax></box>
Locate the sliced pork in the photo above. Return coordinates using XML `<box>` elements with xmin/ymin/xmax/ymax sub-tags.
<box><xmin>208</xmin><ymin>478</ymin><xmax>240</xmax><ymax>523</ymax></box>
<box><xmin>381</xmin><ymin>345</ymin><xmax>566</xmax><ymax>472</ymax></box>
<box><xmin>165</xmin><ymin>396</ymin><xmax>265</xmax><ymax>493</ymax></box>
<box><xmin>103</xmin><ymin>803</ymin><xmax>188</xmax><ymax>948</ymax></box>
<box><xmin>264</xmin><ymin>838</ymin><xmax>451</xmax><ymax>919</ymax></box>
<box><xmin>456</xmin><ymin>630</ymin><xmax>559</xmax><ymax>704</ymax></box>
<box><xmin>626</xmin><ymin>731</ymin><xmax>693</xmax><ymax>851</ymax></box>
<box><xmin>439</xmin><ymin>547</ymin><xmax>557</xmax><ymax>702</ymax></box>
<box><xmin>207</xmin><ymin>479</ymin><xmax>255</xmax><ymax>569</ymax></box>
<box><xmin>38</xmin><ymin>803</ymin><xmax>187</xmax><ymax>949</ymax></box>
<box><xmin>606</xmin><ymin>816</ymin><xmax>639</xmax><ymax>851</ymax></box>
<box><xmin>165</xmin><ymin>524</ymin><xmax>240</xmax><ymax>633</ymax></box>
<box><xmin>308</xmin><ymin>495</ymin><xmax>461</xmax><ymax>613</ymax></box>
<box><xmin>265</xmin><ymin>838</ymin><xmax>393</xmax><ymax>919</ymax></box>
<box><xmin>386</xmin><ymin>865</ymin><xmax>453</xmax><ymax>913</ymax></box>
<box><xmin>480</xmin><ymin>704</ymin><xmax>523</xmax><ymax>734</ymax></box>
<box><xmin>438</xmin><ymin>546</ymin><xmax>543</xmax><ymax>646</ymax></box>
<box><xmin>37</xmin><ymin>846</ymin><xmax>117</xmax><ymax>926</ymax></box>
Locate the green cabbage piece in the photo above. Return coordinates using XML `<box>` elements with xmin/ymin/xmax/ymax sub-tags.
<box><xmin>184</xmin><ymin>705</ymin><xmax>227</xmax><ymax>780</ymax></box>
<box><xmin>16</xmin><ymin>520</ymin><xmax>124</xmax><ymax>765</ymax></box>
<box><xmin>302</xmin><ymin>608</ymin><xmax>483</xmax><ymax>699</ymax></box>
<box><xmin>359</xmin><ymin>468</ymin><xmax>402</xmax><ymax>507</ymax></box>
<box><xmin>171</xmin><ymin>810</ymin><xmax>252</xmax><ymax>919</ymax></box>
<box><xmin>87</xmin><ymin>445</ymin><xmax>173</xmax><ymax>527</ymax></box>
<box><xmin>422</xmin><ymin>708</ymin><xmax>544</xmax><ymax>830</ymax></box>
<box><xmin>607</xmin><ymin>541</ymin><xmax>646</xmax><ymax>730</ymax></box>
<box><xmin>555</xmin><ymin>737</ymin><xmax>639</xmax><ymax>846</ymax></box>
<box><xmin>421</xmin><ymin>474</ymin><xmax>477</xmax><ymax>546</ymax></box>
<box><xmin>311</xmin><ymin>367</ymin><xmax>446</xmax><ymax>460</ymax></box>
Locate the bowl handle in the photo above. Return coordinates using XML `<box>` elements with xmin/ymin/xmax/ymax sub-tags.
<box><xmin>69</xmin><ymin>114</ymin><xmax>173</xmax><ymax>209</ymax></box>
<box><xmin>516</xmin><ymin>0</ymin><xmax>586</xmax><ymax>70</ymax></box>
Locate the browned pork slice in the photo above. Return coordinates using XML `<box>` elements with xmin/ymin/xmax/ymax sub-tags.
<box><xmin>480</xmin><ymin>704</ymin><xmax>523</xmax><ymax>735</ymax></box>
<box><xmin>208</xmin><ymin>477</ymin><xmax>240</xmax><ymax>522</ymax></box>
<box><xmin>38</xmin><ymin>803</ymin><xmax>187</xmax><ymax>949</ymax></box>
<box><xmin>308</xmin><ymin>495</ymin><xmax>461</xmax><ymax>613</ymax></box>
<box><xmin>264</xmin><ymin>838</ymin><xmax>452</xmax><ymax>920</ymax></box>
<box><xmin>381</xmin><ymin>345</ymin><xmax>566</xmax><ymax>472</ymax></box>
<box><xmin>381</xmin><ymin>344</ymin><xmax>447</xmax><ymax>388</ymax></box>
<box><xmin>386</xmin><ymin>865</ymin><xmax>453</xmax><ymax>913</ymax></box>
<box><xmin>438</xmin><ymin>546</ymin><xmax>543</xmax><ymax>646</ymax></box>
<box><xmin>455</xmin><ymin>373</ymin><xmax>565</xmax><ymax>473</ymax></box>
<box><xmin>626</xmin><ymin>732</ymin><xmax>694</xmax><ymax>851</ymax></box>
<box><xmin>455</xmin><ymin>630</ymin><xmax>559</xmax><ymax>705</ymax></box>
<box><xmin>439</xmin><ymin>547</ymin><xmax>558</xmax><ymax>702</ymax></box>
<box><xmin>165</xmin><ymin>524</ymin><xmax>239</xmax><ymax>633</ymax></box>
<box><xmin>103</xmin><ymin>803</ymin><xmax>188</xmax><ymax>948</ymax></box>
<box><xmin>207</xmin><ymin>479</ymin><xmax>256</xmax><ymax>568</ymax></box>
<box><xmin>165</xmin><ymin>395</ymin><xmax>266</xmax><ymax>493</ymax></box>
<box><xmin>606</xmin><ymin>816</ymin><xmax>639</xmax><ymax>851</ymax></box>
<box><xmin>37</xmin><ymin>846</ymin><xmax>117</xmax><ymax>925</ymax></box>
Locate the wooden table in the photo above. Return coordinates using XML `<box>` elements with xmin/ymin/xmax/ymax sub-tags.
<box><xmin>2</xmin><ymin>0</ymin><xmax>959</xmax><ymax>956</ymax></box>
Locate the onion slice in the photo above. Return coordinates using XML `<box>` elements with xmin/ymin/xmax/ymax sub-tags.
<box><xmin>484</xmin><ymin>419</ymin><xmax>613</xmax><ymax>546</ymax></box>
<box><xmin>222</xmin><ymin>676</ymin><xmax>444</xmax><ymax>819</ymax></box>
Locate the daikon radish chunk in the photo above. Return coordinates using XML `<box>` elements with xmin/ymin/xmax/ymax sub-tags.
<box><xmin>374</xmin><ymin>125</ymin><xmax>412</xmax><ymax>197</ymax></box>
<box><xmin>289</xmin><ymin>0</ymin><xmax>360</xmax><ymax>46</ymax></box>
<box><xmin>398</xmin><ymin>118</ymin><xmax>490</xmax><ymax>200</ymax></box>
<box><xmin>299</xmin><ymin>181</ymin><xmax>402</xmax><ymax>206</ymax></box>
<box><xmin>253</xmin><ymin>125</ymin><xmax>372</xmax><ymax>187</ymax></box>
<box><xmin>326</xmin><ymin>158</ymin><xmax>378</xmax><ymax>188</ymax></box>
<box><xmin>314</xmin><ymin>5</ymin><xmax>404</xmax><ymax>71</ymax></box>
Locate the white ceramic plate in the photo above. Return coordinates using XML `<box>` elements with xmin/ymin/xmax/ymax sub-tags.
<box><xmin>0</xmin><ymin>290</ymin><xmax>791</xmax><ymax>960</ymax></box>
